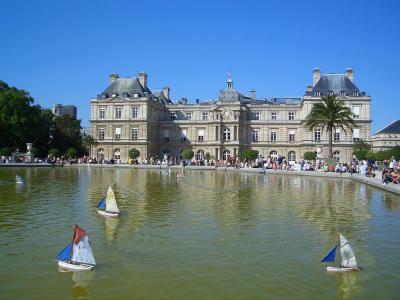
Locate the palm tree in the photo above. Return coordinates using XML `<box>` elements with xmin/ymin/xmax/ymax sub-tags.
<box><xmin>305</xmin><ymin>95</ymin><xmax>356</xmax><ymax>159</ymax></box>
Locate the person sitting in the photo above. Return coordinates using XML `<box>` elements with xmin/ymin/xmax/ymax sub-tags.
<box><xmin>366</xmin><ymin>165</ymin><xmax>376</xmax><ymax>177</ymax></box>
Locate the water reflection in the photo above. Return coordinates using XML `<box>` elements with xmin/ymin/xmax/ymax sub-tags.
<box><xmin>71</xmin><ymin>271</ymin><xmax>95</xmax><ymax>300</ymax></box>
<box><xmin>338</xmin><ymin>271</ymin><xmax>358</xmax><ymax>300</ymax></box>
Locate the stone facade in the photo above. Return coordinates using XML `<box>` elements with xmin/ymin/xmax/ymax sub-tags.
<box><xmin>90</xmin><ymin>68</ymin><xmax>371</xmax><ymax>163</ymax></box>
<box><xmin>371</xmin><ymin>120</ymin><xmax>400</xmax><ymax>151</ymax></box>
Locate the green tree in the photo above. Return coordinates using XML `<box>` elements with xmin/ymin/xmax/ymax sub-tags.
<box><xmin>52</xmin><ymin>115</ymin><xmax>82</xmax><ymax>154</ymax></box>
<box><xmin>353</xmin><ymin>139</ymin><xmax>371</xmax><ymax>153</ymax></box>
<box><xmin>66</xmin><ymin>147</ymin><xmax>78</xmax><ymax>158</ymax></box>
<box><xmin>305</xmin><ymin>95</ymin><xmax>356</xmax><ymax>158</ymax></box>
<box><xmin>0</xmin><ymin>81</ymin><xmax>52</xmax><ymax>154</ymax></box>
<box><xmin>82</xmin><ymin>135</ymin><xmax>98</xmax><ymax>156</ymax></box>
<box><xmin>354</xmin><ymin>150</ymin><xmax>368</xmax><ymax>160</ymax></box>
<box><xmin>29</xmin><ymin>147</ymin><xmax>38</xmax><ymax>157</ymax></box>
<box><xmin>239</xmin><ymin>149</ymin><xmax>258</xmax><ymax>160</ymax></box>
<box><xmin>0</xmin><ymin>147</ymin><xmax>12</xmax><ymax>156</ymax></box>
<box><xmin>204</xmin><ymin>152</ymin><xmax>212</xmax><ymax>160</ymax></box>
<box><xmin>303</xmin><ymin>151</ymin><xmax>316</xmax><ymax>160</ymax></box>
<box><xmin>48</xmin><ymin>148</ymin><xmax>60</xmax><ymax>158</ymax></box>
<box><xmin>181</xmin><ymin>149</ymin><xmax>194</xmax><ymax>160</ymax></box>
<box><xmin>128</xmin><ymin>148</ymin><xmax>140</xmax><ymax>159</ymax></box>
<box><xmin>387</xmin><ymin>146</ymin><xmax>400</xmax><ymax>160</ymax></box>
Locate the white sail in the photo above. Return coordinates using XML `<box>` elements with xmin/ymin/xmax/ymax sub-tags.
<box><xmin>106</xmin><ymin>186</ymin><xmax>120</xmax><ymax>213</ymax></box>
<box><xmin>339</xmin><ymin>234</ymin><xmax>358</xmax><ymax>268</ymax></box>
<box><xmin>71</xmin><ymin>236</ymin><xmax>96</xmax><ymax>266</ymax></box>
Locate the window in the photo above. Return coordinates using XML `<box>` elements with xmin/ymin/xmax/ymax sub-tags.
<box><xmin>133</xmin><ymin>93</ymin><xmax>139</xmax><ymax>98</ymax></box>
<box><xmin>334</xmin><ymin>151</ymin><xmax>340</xmax><ymax>162</ymax></box>
<box><xmin>334</xmin><ymin>128</ymin><xmax>340</xmax><ymax>142</ymax></box>
<box><xmin>271</xmin><ymin>112</ymin><xmax>277</xmax><ymax>121</ymax></box>
<box><xmin>339</xmin><ymin>91</ymin><xmax>346</xmax><ymax>96</ymax></box>
<box><xmin>254</xmin><ymin>112</ymin><xmax>260</xmax><ymax>120</ymax></box>
<box><xmin>198</xmin><ymin>129</ymin><xmax>204</xmax><ymax>141</ymax></box>
<box><xmin>115</xmin><ymin>107</ymin><xmax>122</xmax><ymax>119</ymax></box>
<box><xmin>131</xmin><ymin>128</ymin><xmax>138</xmax><ymax>140</ymax></box>
<box><xmin>223</xmin><ymin>150</ymin><xmax>230</xmax><ymax>160</ymax></box>
<box><xmin>289</xmin><ymin>130</ymin><xmax>295</xmax><ymax>142</ymax></box>
<box><xmin>223</xmin><ymin>128</ymin><xmax>231</xmax><ymax>141</ymax></box>
<box><xmin>181</xmin><ymin>129</ymin><xmax>187</xmax><ymax>143</ymax></box>
<box><xmin>353</xmin><ymin>91</ymin><xmax>359</xmax><ymax>96</ymax></box>
<box><xmin>99</xmin><ymin>107</ymin><xmax>106</xmax><ymax>119</ymax></box>
<box><xmin>170</xmin><ymin>112</ymin><xmax>177</xmax><ymax>120</ymax></box>
<box><xmin>215</xmin><ymin>113</ymin><xmax>219</xmax><ymax>120</ymax></box>
<box><xmin>115</xmin><ymin>127</ymin><xmax>121</xmax><ymax>140</ymax></box>
<box><xmin>329</xmin><ymin>91</ymin><xmax>334</xmax><ymax>96</ymax></box>
<box><xmin>186</xmin><ymin>112</ymin><xmax>192</xmax><ymax>120</ymax></box>
<box><xmin>314</xmin><ymin>129</ymin><xmax>321</xmax><ymax>142</ymax></box>
<box><xmin>353</xmin><ymin>128</ymin><xmax>360</xmax><ymax>141</ymax></box>
<box><xmin>315</xmin><ymin>91</ymin><xmax>321</xmax><ymax>96</ymax></box>
<box><xmin>162</xmin><ymin>149</ymin><xmax>170</xmax><ymax>157</ymax></box>
<box><xmin>99</xmin><ymin>128</ymin><xmax>105</xmax><ymax>140</ymax></box>
<box><xmin>163</xmin><ymin>129</ymin><xmax>170</xmax><ymax>142</ymax></box>
<box><xmin>288</xmin><ymin>151</ymin><xmax>296</xmax><ymax>162</ymax></box>
<box><xmin>196</xmin><ymin>150</ymin><xmax>204</xmax><ymax>160</ymax></box>
<box><xmin>114</xmin><ymin>149</ymin><xmax>121</xmax><ymax>160</ymax></box>
<box><xmin>202</xmin><ymin>112</ymin><xmax>208</xmax><ymax>121</ymax></box>
<box><xmin>132</xmin><ymin>106</ymin><xmax>138</xmax><ymax>118</ymax></box>
<box><xmin>252</xmin><ymin>129</ymin><xmax>259</xmax><ymax>142</ymax></box>
<box><xmin>352</xmin><ymin>106</ymin><xmax>360</xmax><ymax>118</ymax></box>
<box><xmin>271</xmin><ymin>131</ymin><xmax>277</xmax><ymax>142</ymax></box>
<box><xmin>288</xmin><ymin>112</ymin><xmax>294</xmax><ymax>120</ymax></box>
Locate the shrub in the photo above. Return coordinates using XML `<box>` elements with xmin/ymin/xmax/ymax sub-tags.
<box><xmin>0</xmin><ymin>147</ymin><xmax>12</xmax><ymax>156</ymax></box>
<box><xmin>129</xmin><ymin>148</ymin><xmax>140</xmax><ymax>159</ymax></box>
<box><xmin>303</xmin><ymin>151</ymin><xmax>316</xmax><ymax>160</ymax></box>
<box><xmin>354</xmin><ymin>150</ymin><xmax>368</xmax><ymax>160</ymax></box>
<box><xmin>48</xmin><ymin>148</ymin><xmax>60</xmax><ymax>158</ymax></box>
<box><xmin>66</xmin><ymin>148</ymin><xmax>78</xmax><ymax>158</ymax></box>
<box><xmin>181</xmin><ymin>149</ymin><xmax>194</xmax><ymax>160</ymax></box>
<box><xmin>240</xmin><ymin>149</ymin><xmax>258</xmax><ymax>160</ymax></box>
<box><xmin>29</xmin><ymin>147</ymin><xmax>38</xmax><ymax>157</ymax></box>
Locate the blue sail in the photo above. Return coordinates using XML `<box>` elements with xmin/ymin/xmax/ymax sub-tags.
<box><xmin>56</xmin><ymin>242</ymin><xmax>72</xmax><ymax>261</ymax></box>
<box><xmin>321</xmin><ymin>245</ymin><xmax>337</xmax><ymax>263</ymax></box>
<box><xmin>97</xmin><ymin>198</ymin><xmax>106</xmax><ymax>209</ymax></box>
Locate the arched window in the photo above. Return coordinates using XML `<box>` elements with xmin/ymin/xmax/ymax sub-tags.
<box><xmin>97</xmin><ymin>148</ymin><xmax>104</xmax><ymax>160</ymax></box>
<box><xmin>223</xmin><ymin>128</ymin><xmax>231</xmax><ymax>141</ymax></box>
<box><xmin>333</xmin><ymin>151</ymin><xmax>340</xmax><ymax>162</ymax></box>
<box><xmin>288</xmin><ymin>151</ymin><xmax>296</xmax><ymax>162</ymax></box>
<box><xmin>114</xmin><ymin>148</ymin><xmax>121</xmax><ymax>160</ymax></box>
<box><xmin>270</xmin><ymin>150</ymin><xmax>278</xmax><ymax>159</ymax></box>
<box><xmin>196</xmin><ymin>150</ymin><xmax>204</xmax><ymax>160</ymax></box>
<box><xmin>223</xmin><ymin>150</ymin><xmax>230</xmax><ymax>160</ymax></box>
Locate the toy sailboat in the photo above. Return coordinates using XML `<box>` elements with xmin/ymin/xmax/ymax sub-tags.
<box><xmin>56</xmin><ymin>224</ymin><xmax>96</xmax><ymax>271</ymax></box>
<box><xmin>321</xmin><ymin>234</ymin><xmax>359</xmax><ymax>272</ymax></box>
<box><xmin>97</xmin><ymin>186</ymin><xmax>120</xmax><ymax>217</ymax></box>
<box><xmin>16</xmin><ymin>175</ymin><xmax>24</xmax><ymax>184</ymax></box>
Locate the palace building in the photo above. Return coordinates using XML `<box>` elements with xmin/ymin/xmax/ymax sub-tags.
<box><xmin>90</xmin><ymin>68</ymin><xmax>371</xmax><ymax>163</ymax></box>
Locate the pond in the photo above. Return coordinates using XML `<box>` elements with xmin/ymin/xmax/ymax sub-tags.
<box><xmin>0</xmin><ymin>167</ymin><xmax>399</xmax><ymax>300</ymax></box>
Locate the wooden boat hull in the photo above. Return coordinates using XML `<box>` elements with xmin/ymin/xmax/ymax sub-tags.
<box><xmin>97</xmin><ymin>210</ymin><xmax>119</xmax><ymax>217</ymax></box>
<box><xmin>58</xmin><ymin>261</ymin><xmax>94</xmax><ymax>272</ymax></box>
<box><xmin>326</xmin><ymin>267</ymin><xmax>359</xmax><ymax>272</ymax></box>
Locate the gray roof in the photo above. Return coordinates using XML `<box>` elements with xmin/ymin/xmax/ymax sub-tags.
<box><xmin>306</xmin><ymin>74</ymin><xmax>364</xmax><ymax>96</ymax></box>
<box><xmin>152</xmin><ymin>91</ymin><xmax>173</xmax><ymax>105</ymax></box>
<box><xmin>376</xmin><ymin>120</ymin><xmax>400</xmax><ymax>134</ymax></box>
<box><xmin>97</xmin><ymin>77</ymin><xmax>152</xmax><ymax>99</ymax></box>
<box><xmin>218</xmin><ymin>89</ymin><xmax>252</xmax><ymax>103</ymax></box>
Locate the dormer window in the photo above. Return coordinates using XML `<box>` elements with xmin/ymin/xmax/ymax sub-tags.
<box><xmin>329</xmin><ymin>91</ymin><xmax>334</xmax><ymax>96</ymax></box>
<box><xmin>339</xmin><ymin>91</ymin><xmax>346</xmax><ymax>96</ymax></box>
<box><xmin>353</xmin><ymin>91</ymin><xmax>359</xmax><ymax>96</ymax></box>
<box><xmin>170</xmin><ymin>112</ymin><xmax>177</xmax><ymax>120</ymax></box>
<box><xmin>315</xmin><ymin>91</ymin><xmax>321</xmax><ymax>96</ymax></box>
<box><xmin>133</xmin><ymin>93</ymin><xmax>139</xmax><ymax>98</ymax></box>
<box><xmin>112</xmin><ymin>93</ymin><xmax>118</xmax><ymax>97</ymax></box>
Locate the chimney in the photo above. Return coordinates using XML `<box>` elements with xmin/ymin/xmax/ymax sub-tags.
<box><xmin>181</xmin><ymin>98</ymin><xmax>188</xmax><ymax>104</ymax></box>
<box><xmin>138</xmin><ymin>72</ymin><xmax>148</xmax><ymax>88</ymax></box>
<box><xmin>162</xmin><ymin>86</ymin><xmax>170</xmax><ymax>100</ymax></box>
<box><xmin>306</xmin><ymin>85</ymin><xmax>313</xmax><ymax>92</ymax></box>
<box><xmin>250</xmin><ymin>89</ymin><xmax>256</xmax><ymax>100</ymax></box>
<box><xmin>346</xmin><ymin>68</ymin><xmax>353</xmax><ymax>81</ymax></box>
<box><xmin>109</xmin><ymin>73</ymin><xmax>119</xmax><ymax>84</ymax></box>
<box><xmin>312</xmin><ymin>68</ymin><xmax>320</xmax><ymax>87</ymax></box>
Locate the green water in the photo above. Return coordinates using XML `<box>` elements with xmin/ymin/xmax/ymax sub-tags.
<box><xmin>0</xmin><ymin>167</ymin><xmax>400</xmax><ymax>300</ymax></box>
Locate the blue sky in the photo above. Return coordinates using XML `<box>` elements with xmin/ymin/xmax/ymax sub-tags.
<box><xmin>1</xmin><ymin>0</ymin><xmax>399</xmax><ymax>131</ymax></box>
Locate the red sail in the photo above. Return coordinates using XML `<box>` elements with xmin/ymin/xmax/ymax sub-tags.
<box><xmin>73</xmin><ymin>224</ymin><xmax>86</xmax><ymax>244</ymax></box>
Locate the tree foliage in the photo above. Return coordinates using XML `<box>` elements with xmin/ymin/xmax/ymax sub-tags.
<box><xmin>128</xmin><ymin>148</ymin><xmax>140</xmax><ymax>159</ymax></box>
<box><xmin>0</xmin><ymin>147</ymin><xmax>12</xmax><ymax>156</ymax></box>
<box><xmin>305</xmin><ymin>95</ymin><xmax>356</xmax><ymax>158</ymax></box>
<box><xmin>51</xmin><ymin>115</ymin><xmax>82</xmax><ymax>154</ymax></box>
<box><xmin>239</xmin><ymin>149</ymin><xmax>258</xmax><ymax>160</ymax></box>
<box><xmin>181</xmin><ymin>149</ymin><xmax>194</xmax><ymax>160</ymax></box>
<box><xmin>303</xmin><ymin>151</ymin><xmax>316</xmax><ymax>160</ymax></box>
<box><xmin>353</xmin><ymin>139</ymin><xmax>371</xmax><ymax>153</ymax></box>
<box><xmin>66</xmin><ymin>147</ymin><xmax>78</xmax><ymax>158</ymax></box>
<box><xmin>48</xmin><ymin>148</ymin><xmax>60</xmax><ymax>158</ymax></box>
